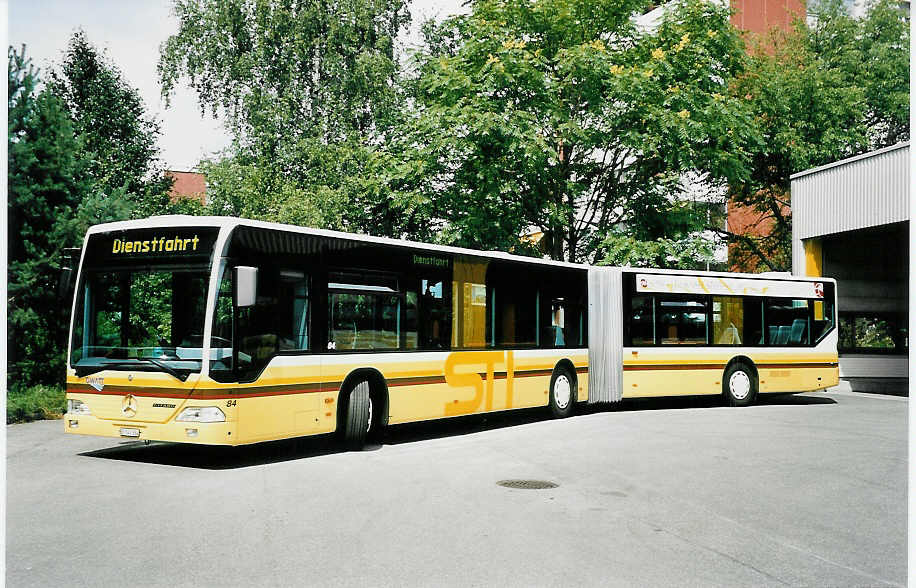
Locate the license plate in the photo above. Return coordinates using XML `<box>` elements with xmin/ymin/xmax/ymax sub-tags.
<box><xmin>119</xmin><ymin>427</ymin><xmax>140</xmax><ymax>438</ymax></box>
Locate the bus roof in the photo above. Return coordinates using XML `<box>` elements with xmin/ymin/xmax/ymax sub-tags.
<box><xmin>84</xmin><ymin>215</ymin><xmax>834</xmax><ymax>284</ymax></box>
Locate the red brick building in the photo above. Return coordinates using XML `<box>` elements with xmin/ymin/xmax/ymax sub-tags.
<box><xmin>167</xmin><ymin>170</ymin><xmax>207</xmax><ymax>205</ymax></box>
<box><xmin>730</xmin><ymin>0</ymin><xmax>805</xmax><ymax>38</ymax></box>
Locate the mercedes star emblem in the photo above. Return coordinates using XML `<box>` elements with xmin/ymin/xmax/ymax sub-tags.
<box><xmin>121</xmin><ymin>394</ymin><xmax>138</xmax><ymax>418</ymax></box>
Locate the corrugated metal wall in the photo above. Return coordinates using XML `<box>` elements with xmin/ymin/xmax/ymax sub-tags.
<box><xmin>791</xmin><ymin>142</ymin><xmax>909</xmax><ymax>276</ymax></box>
<box><xmin>587</xmin><ymin>267</ymin><xmax>623</xmax><ymax>403</ymax></box>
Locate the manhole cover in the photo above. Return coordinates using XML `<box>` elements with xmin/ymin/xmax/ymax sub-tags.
<box><xmin>497</xmin><ymin>479</ymin><xmax>558</xmax><ymax>490</ymax></box>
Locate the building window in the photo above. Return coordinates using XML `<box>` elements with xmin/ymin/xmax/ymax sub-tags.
<box><xmin>838</xmin><ymin>313</ymin><xmax>908</xmax><ymax>354</ymax></box>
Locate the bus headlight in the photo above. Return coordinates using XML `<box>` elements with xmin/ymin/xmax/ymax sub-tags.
<box><xmin>175</xmin><ymin>406</ymin><xmax>226</xmax><ymax>423</ymax></box>
<box><xmin>67</xmin><ymin>399</ymin><xmax>92</xmax><ymax>415</ymax></box>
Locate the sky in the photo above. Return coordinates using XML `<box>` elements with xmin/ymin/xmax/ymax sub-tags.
<box><xmin>9</xmin><ymin>0</ymin><xmax>468</xmax><ymax>171</ymax></box>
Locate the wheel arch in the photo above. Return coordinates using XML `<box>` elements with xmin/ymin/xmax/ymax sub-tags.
<box><xmin>337</xmin><ymin>367</ymin><xmax>389</xmax><ymax>430</ymax></box>
<box><xmin>725</xmin><ymin>355</ymin><xmax>758</xmax><ymax>379</ymax></box>
<box><xmin>553</xmin><ymin>358</ymin><xmax>578</xmax><ymax>403</ymax></box>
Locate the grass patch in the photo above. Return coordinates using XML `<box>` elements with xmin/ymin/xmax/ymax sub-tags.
<box><xmin>7</xmin><ymin>385</ymin><xmax>66</xmax><ymax>424</ymax></box>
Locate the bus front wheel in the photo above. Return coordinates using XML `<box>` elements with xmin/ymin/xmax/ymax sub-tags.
<box><xmin>723</xmin><ymin>362</ymin><xmax>757</xmax><ymax>407</ymax></box>
<box><xmin>341</xmin><ymin>380</ymin><xmax>370</xmax><ymax>449</ymax></box>
<box><xmin>549</xmin><ymin>367</ymin><xmax>576</xmax><ymax>418</ymax></box>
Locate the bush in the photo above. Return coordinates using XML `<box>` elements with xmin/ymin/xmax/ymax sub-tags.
<box><xmin>7</xmin><ymin>385</ymin><xmax>66</xmax><ymax>423</ymax></box>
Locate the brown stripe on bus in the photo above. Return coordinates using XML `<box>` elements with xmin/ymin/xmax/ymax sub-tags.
<box><xmin>388</xmin><ymin>376</ymin><xmax>448</xmax><ymax>387</ymax></box>
<box><xmin>757</xmin><ymin>362</ymin><xmax>838</xmax><ymax>369</ymax></box>
<box><xmin>514</xmin><ymin>369</ymin><xmax>555</xmax><ymax>378</ymax></box>
<box><xmin>623</xmin><ymin>364</ymin><xmax>725</xmax><ymax>371</ymax></box>
<box><xmin>623</xmin><ymin>362</ymin><xmax>837</xmax><ymax>371</ymax></box>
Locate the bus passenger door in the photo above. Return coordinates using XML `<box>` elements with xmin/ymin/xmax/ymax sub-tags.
<box><xmin>231</xmin><ymin>265</ymin><xmax>323</xmax><ymax>442</ymax></box>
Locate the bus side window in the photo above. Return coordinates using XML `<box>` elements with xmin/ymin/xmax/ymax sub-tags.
<box><xmin>657</xmin><ymin>297</ymin><xmax>707</xmax><ymax>345</ymax></box>
<box><xmin>628</xmin><ymin>294</ymin><xmax>655</xmax><ymax>346</ymax></box>
<box><xmin>550</xmin><ymin>299</ymin><xmax>566</xmax><ymax>346</ymax></box>
<box><xmin>405</xmin><ymin>291</ymin><xmax>418</xmax><ymax>349</ymax></box>
<box><xmin>487</xmin><ymin>265</ymin><xmax>537</xmax><ymax>348</ymax></box>
<box><xmin>711</xmin><ymin>296</ymin><xmax>747</xmax><ymax>345</ymax></box>
<box><xmin>235</xmin><ymin>267</ymin><xmax>310</xmax><ymax>380</ymax></box>
<box><xmin>327</xmin><ymin>272</ymin><xmax>399</xmax><ymax>351</ymax></box>
<box><xmin>811</xmin><ymin>282</ymin><xmax>835</xmax><ymax>343</ymax></box>
<box><xmin>452</xmin><ymin>256</ymin><xmax>488</xmax><ymax>349</ymax></box>
<box><xmin>404</xmin><ymin>277</ymin><xmax>452</xmax><ymax>350</ymax></box>
<box><xmin>765</xmin><ymin>299</ymin><xmax>810</xmax><ymax>346</ymax></box>
<box><xmin>744</xmin><ymin>299</ymin><xmax>764</xmax><ymax>346</ymax></box>
<box><xmin>417</xmin><ymin>278</ymin><xmax>451</xmax><ymax>350</ymax></box>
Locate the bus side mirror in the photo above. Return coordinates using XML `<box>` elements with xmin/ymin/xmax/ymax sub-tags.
<box><xmin>235</xmin><ymin>266</ymin><xmax>258</xmax><ymax>307</ymax></box>
<box><xmin>58</xmin><ymin>247</ymin><xmax>81</xmax><ymax>299</ymax></box>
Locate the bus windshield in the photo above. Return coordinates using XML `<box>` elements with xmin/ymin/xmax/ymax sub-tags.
<box><xmin>70</xmin><ymin>268</ymin><xmax>210</xmax><ymax>379</ymax></box>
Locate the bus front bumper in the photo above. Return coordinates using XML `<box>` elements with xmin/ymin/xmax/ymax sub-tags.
<box><xmin>64</xmin><ymin>414</ymin><xmax>237</xmax><ymax>446</ymax></box>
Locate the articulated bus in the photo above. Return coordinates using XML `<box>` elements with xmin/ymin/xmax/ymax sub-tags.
<box><xmin>65</xmin><ymin>217</ymin><xmax>839</xmax><ymax>448</ymax></box>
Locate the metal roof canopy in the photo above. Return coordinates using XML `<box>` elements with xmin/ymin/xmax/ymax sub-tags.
<box><xmin>791</xmin><ymin>142</ymin><xmax>909</xmax><ymax>277</ymax></box>
<box><xmin>791</xmin><ymin>142</ymin><xmax>909</xmax><ymax>241</ymax></box>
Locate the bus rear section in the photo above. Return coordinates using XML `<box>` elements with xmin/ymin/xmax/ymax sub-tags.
<box><xmin>587</xmin><ymin>268</ymin><xmax>839</xmax><ymax>406</ymax></box>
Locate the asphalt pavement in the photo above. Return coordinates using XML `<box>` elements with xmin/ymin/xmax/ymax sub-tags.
<box><xmin>6</xmin><ymin>389</ymin><xmax>908</xmax><ymax>587</ymax></box>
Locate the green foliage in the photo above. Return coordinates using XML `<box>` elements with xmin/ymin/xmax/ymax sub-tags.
<box><xmin>50</xmin><ymin>30</ymin><xmax>173</xmax><ymax>219</ymax></box>
<box><xmin>159</xmin><ymin>0</ymin><xmax>415</xmax><ymax>236</ymax></box>
<box><xmin>808</xmin><ymin>0</ymin><xmax>909</xmax><ymax>147</ymax></box>
<box><xmin>159</xmin><ymin>0</ymin><xmax>409</xmax><ymax>150</ymax></box>
<box><xmin>9</xmin><ymin>34</ymin><xmax>172</xmax><ymax>398</ymax></box>
<box><xmin>7</xmin><ymin>385</ymin><xmax>67</xmax><ymax>424</ymax></box>
<box><xmin>728</xmin><ymin>0</ymin><xmax>910</xmax><ymax>270</ymax></box>
<box><xmin>199</xmin><ymin>153</ymin><xmax>346</xmax><ymax>228</ymax></box>
<box><xmin>598</xmin><ymin>231</ymin><xmax>717</xmax><ymax>269</ymax></box>
<box><xmin>407</xmin><ymin>0</ymin><xmax>758</xmax><ymax>263</ymax></box>
<box><xmin>8</xmin><ymin>45</ymin><xmax>91</xmax><ymax>388</ymax></box>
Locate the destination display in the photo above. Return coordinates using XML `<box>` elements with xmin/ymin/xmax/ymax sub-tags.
<box><xmin>636</xmin><ymin>273</ymin><xmax>824</xmax><ymax>299</ymax></box>
<box><xmin>83</xmin><ymin>227</ymin><xmax>219</xmax><ymax>265</ymax></box>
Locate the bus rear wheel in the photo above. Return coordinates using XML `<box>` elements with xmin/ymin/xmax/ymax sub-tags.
<box><xmin>341</xmin><ymin>380</ymin><xmax>370</xmax><ymax>449</ymax></box>
<box><xmin>723</xmin><ymin>362</ymin><xmax>757</xmax><ymax>407</ymax></box>
<box><xmin>549</xmin><ymin>367</ymin><xmax>576</xmax><ymax>418</ymax></box>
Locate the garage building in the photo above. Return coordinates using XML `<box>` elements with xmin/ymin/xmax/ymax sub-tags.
<box><xmin>791</xmin><ymin>142</ymin><xmax>909</xmax><ymax>394</ymax></box>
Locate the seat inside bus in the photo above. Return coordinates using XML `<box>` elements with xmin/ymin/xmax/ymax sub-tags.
<box><xmin>775</xmin><ymin>326</ymin><xmax>791</xmax><ymax>345</ymax></box>
<box><xmin>788</xmin><ymin>318</ymin><xmax>807</xmax><ymax>345</ymax></box>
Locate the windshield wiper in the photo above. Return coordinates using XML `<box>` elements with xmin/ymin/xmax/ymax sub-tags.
<box><xmin>74</xmin><ymin>359</ymin><xmax>191</xmax><ymax>382</ymax></box>
<box><xmin>137</xmin><ymin>358</ymin><xmax>190</xmax><ymax>382</ymax></box>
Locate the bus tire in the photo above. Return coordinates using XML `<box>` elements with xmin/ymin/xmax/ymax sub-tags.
<box><xmin>366</xmin><ymin>385</ymin><xmax>386</xmax><ymax>444</ymax></box>
<box><xmin>723</xmin><ymin>362</ymin><xmax>757</xmax><ymax>407</ymax></box>
<box><xmin>342</xmin><ymin>380</ymin><xmax>370</xmax><ymax>449</ymax></box>
<box><xmin>549</xmin><ymin>367</ymin><xmax>576</xmax><ymax>418</ymax></box>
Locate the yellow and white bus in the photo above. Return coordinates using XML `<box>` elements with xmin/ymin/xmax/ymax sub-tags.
<box><xmin>64</xmin><ymin>216</ymin><xmax>838</xmax><ymax>448</ymax></box>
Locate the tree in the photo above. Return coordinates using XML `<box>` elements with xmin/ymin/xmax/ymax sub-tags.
<box><xmin>50</xmin><ymin>31</ymin><xmax>173</xmax><ymax>218</ymax></box>
<box><xmin>405</xmin><ymin>0</ymin><xmax>759</xmax><ymax>263</ymax></box>
<box><xmin>724</xmin><ymin>0</ymin><xmax>909</xmax><ymax>271</ymax></box>
<box><xmin>809</xmin><ymin>0</ymin><xmax>909</xmax><ymax>147</ymax></box>
<box><xmin>199</xmin><ymin>139</ymin><xmax>433</xmax><ymax>239</ymax></box>
<box><xmin>159</xmin><ymin>0</ymin><xmax>409</xmax><ymax>154</ymax></box>
<box><xmin>158</xmin><ymin>0</ymin><xmax>423</xmax><ymax>237</ymax></box>
<box><xmin>8</xmin><ymin>46</ymin><xmax>91</xmax><ymax>388</ymax></box>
